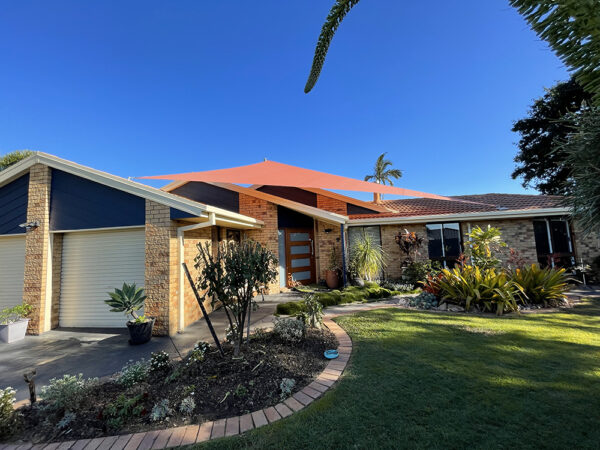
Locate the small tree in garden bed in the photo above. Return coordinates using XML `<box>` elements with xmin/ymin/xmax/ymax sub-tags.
<box><xmin>395</xmin><ymin>229</ymin><xmax>424</xmax><ymax>265</ymax></box>
<box><xmin>195</xmin><ymin>240</ymin><xmax>277</xmax><ymax>356</ymax></box>
<box><xmin>464</xmin><ymin>225</ymin><xmax>507</xmax><ymax>270</ymax></box>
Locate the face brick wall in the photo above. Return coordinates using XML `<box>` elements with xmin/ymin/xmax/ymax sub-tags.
<box><xmin>465</xmin><ymin>219</ymin><xmax>538</xmax><ymax>264</ymax></box>
<box><xmin>316</xmin><ymin>194</ymin><xmax>347</xmax><ymax>215</ymax></box>
<box><xmin>23</xmin><ymin>164</ymin><xmax>51</xmax><ymax>334</ymax></box>
<box><xmin>145</xmin><ymin>200</ymin><xmax>178</xmax><ymax>335</ymax></box>
<box><xmin>315</xmin><ymin>221</ymin><xmax>342</xmax><ymax>281</ymax></box>
<box><xmin>379</xmin><ymin>224</ymin><xmax>429</xmax><ymax>279</ymax></box>
<box><xmin>50</xmin><ymin>233</ymin><xmax>63</xmax><ymax>329</ymax></box>
<box><xmin>572</xmin><ymin>224</ymin><xmax>600</xmax><ymax>266</ymax></box>
<box><xmin>182</xmin><ymin>226</ymin><xmax>213</xmax><ymax>327</ymax></box>
<box><xmin>239</xmin><ymin>193</ymin><xmax>280</xmax><ymax>292</ymax></box>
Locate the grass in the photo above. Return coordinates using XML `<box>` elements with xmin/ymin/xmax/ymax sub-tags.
<box><xmin>196</xmin><ymin>298</ymin><xmax>600</xmax><ymax>449</ymax></box>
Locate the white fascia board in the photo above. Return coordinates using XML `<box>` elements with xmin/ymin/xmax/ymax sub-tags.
<box><xmin>347</xmin><ymin>207</ymin><xmax>572</xmax><ymax>226</ymax></box>
<box><xmin>0</xmin><ymin>152</ymin><xmax>262</xmax><ymax>227</ymax></box>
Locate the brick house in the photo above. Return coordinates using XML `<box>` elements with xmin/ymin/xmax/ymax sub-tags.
<box><xmin>1</xmin><ymin>153</ymin><xmax>598</xmax><ymax>336</ymax></box>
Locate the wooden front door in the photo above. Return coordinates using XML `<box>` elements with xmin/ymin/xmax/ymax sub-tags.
<box><xmin>285</xmin><ymin>228</ymin><xmax>316</xmax><ymax>286</ymax></box>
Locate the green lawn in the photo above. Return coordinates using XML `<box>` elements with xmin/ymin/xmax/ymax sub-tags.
<box><xmin>197</xmin><ymin>299</ymin><xmax>600</xmax><ymax>449</ymax></box>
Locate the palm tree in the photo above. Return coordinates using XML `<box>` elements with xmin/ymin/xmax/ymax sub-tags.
<box><xmin>364</xmin><ymin>153</ymin><xmax>402</xmax><ymax>203</ymax></box>
<box><xmin>304</xmin><ymin>1</ymin><xmax>600</xmax><ymax>103</ymax></box>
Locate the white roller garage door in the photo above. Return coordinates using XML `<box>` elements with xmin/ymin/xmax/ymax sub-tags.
<box><xmin>0</xmin><ymin>235</ymin><xmax>26</xmax><ymax>311</ymax></box>
<box><xmin>59</xmin><ymin>228</ymin><xmax>145</xmax><ymax>328</ymax></box>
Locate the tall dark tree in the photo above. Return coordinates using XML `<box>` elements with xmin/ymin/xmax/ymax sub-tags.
<box><xmin>511</xmin><ymin>77</ymin><xmax>593</xmax><ymax>195</ymax></box>
<box><xmin>561</xmin><ymin>107</ymin><xmax>600</xmax><ymax>234</ymax></box>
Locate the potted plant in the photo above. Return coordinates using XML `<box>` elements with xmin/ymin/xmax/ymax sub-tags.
<box><xmin>105</xmin><ymin>283</ymin><xmax>154</xmax><ymax>345</ymax></box>
<box><xmin>0</xmin><ymin>303</ymin><xmax>33</xmax><ymax>343</ymax></box>
<box><xmin>325</xmin><ymin>247</ymin><xmax>341</xmax><ymax>289</ymax></box>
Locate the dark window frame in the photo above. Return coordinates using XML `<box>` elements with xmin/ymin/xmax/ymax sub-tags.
<box><xmin>426</xmin><ymin>222</ymin><xmax>463</xmax><ymax>268</ymax></box>
<box><xmin>532</xmin><ymin>217</ymin><xmax>575</xmax><ymax>268</ymax></box>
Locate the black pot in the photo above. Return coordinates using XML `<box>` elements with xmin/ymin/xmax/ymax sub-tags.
<box><xmin>127</xmin><ymin>317</ymin><xmax>155</xmax><ymax>345</ymax></box>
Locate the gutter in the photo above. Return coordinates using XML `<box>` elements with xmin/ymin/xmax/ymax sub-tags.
<box><xmin>177</xmin><ymin>212</ymin><xmax>216</xmax><ymax>332</ymax></box>
<box><xmin>347</xmin><ymin>207</ymin><xmax>572</xmax><ymax>226</ymax></box>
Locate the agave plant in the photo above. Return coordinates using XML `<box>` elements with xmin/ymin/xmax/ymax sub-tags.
<box><xmin>105</xmin><ymin>283</ymin><xmax>147</xmax><ymax>321</ymax></box>
<box><xmin>511</xmin><ymin>264</ymin><xmax>572</xmax><ymax>307</ymax></box>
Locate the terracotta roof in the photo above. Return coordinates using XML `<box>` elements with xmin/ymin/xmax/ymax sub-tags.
<box><xmin>349</xmin><ymin>193</ymin><xmax>563</xmax><ymax>219</ymax></box>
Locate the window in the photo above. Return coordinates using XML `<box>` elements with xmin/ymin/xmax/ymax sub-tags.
<box><xmin>426</xmin><ymin>223</ymin><xmax>462</xmax><ymax>267</ymax></box>
<box><xmin>533</xmin><ymin>218</ymin><xmax>574</xmax><ymax>267</ymax></box>
<box><xmin>348</xmin><ymin>226</ymin><xmax>382</xmax><ymax>249</ymax></box>
<box><xmin>226</xmin><ymin>229</ymin><xmax>241</xmax><ymax>243</ymax></box>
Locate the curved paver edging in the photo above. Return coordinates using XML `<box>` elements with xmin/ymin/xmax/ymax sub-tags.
<box><xmin>3</xmin><ymin>319</ymin><xmax>351</xmax><ymax>450</ymax></box>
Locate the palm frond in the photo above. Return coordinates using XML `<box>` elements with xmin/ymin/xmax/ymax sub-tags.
<box><xmin>304</xmin><ymin>0</ymin><xmax>362</xmax><ymax>93</ymax></box>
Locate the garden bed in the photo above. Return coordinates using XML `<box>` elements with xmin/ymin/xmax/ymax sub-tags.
<box><xmin>8</xmin><ymin>328</ymin><xmax>337</xmax><ymax>444</ymax></box>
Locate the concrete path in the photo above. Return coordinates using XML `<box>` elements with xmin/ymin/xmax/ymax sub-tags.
<box><xmin>1</xmin><ymin>292</ymin><xmax>301</xmax><ymax>402</ymax></box>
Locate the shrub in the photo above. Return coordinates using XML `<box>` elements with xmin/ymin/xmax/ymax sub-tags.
<box><xmin>0</xmin><ymin>303</ymin><xmax>33</xmax><ymax>325</ymax></box>
<box><xmin>0</xmin><ymin>387</ymin><xmax>16</xmax><ymax>438</ymax></box>
<box><xmin>187</xmin><ymin>341</ymin><xmax>210</xmax><ymax>365</ymax></box>
<box><xmin>149</xmin><ymin>351</ymin><xmax>170</xmax><ymax>373</ymax></box>
<box><xmin>274</xmin><ymin>317</ymin><xmax>305</xmax><ymax>343</ymax></box>
<box><xmin>409</xmin><ymin>292</ymin><xmax>438</xmax><ymax>309</ymax></box>
<box><xmin>104</xmin><ymin>393</ymin><xmax>145</xmax><ymax>430</ymax></box>
<box><xmin>403</xmin><ymin>261</ymin><xmax>441</xmax><ymax>287</ymax></box>
<box><xmin>276</xmin><ymin>301</ymin><xmax>306</xmax><ymax>316</ymax></box>
<box><xmin>56</xmin><ymin>411</ymin><xmax>77</xmax><ymax>430</ymax></box>
<box><xmin>349</xmin><ymin>231</ymin><xmax>386</xmax><ymax>281</ymax></box>
<box><xmin>511</xmin><ymin>264</ymin><xmax>572</xmax><ymax>306</ymax></box>
<box><xmin>464</xmin><ymin>225</ymin><xmax>507</xmax><ymax>270</ymax></box>
<box><xmin>150</xmin><ymin>399</ymin><xmax>172</xmax><ymax>422</ymax></box>
<box><xmin>179</xmin><ymin>395</ymin><xmax>196</xmax><ymax>415</ymax></box>
<box><xmin>297</xmin><ymin>294</ymin><xmax>323</xmax><ymax>329</ymax></box>
<box><xmin>380</xmin><ymin>280</ymin><xmax>416</xmax><ymax>292</ymax></box>
<box><xmin>40</xmin><ymin>374</ymin><xmax>98</xmax><ymax>411</ymax></box>
<box><xmin>436</xmin><ymin>265</ymin><xmax>524</xmax><ymax>315</ymax></box>
<box><xmin>280</xmin><ymin>378</ymin><xmax>296</xmax><ymax>400</ymax></box>
<box><xmin>117</xmin><ymin>360</ymin><xmax>148</xmax><ymax>388</ymax></box>
<box><xmin>196</xmin><ymin>240</ymin><xmax>278</xmax><ymax>355</ymax></box>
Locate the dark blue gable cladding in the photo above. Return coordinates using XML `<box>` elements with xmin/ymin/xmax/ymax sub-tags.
<box><xmin>50</xmin><ymin>169</ymin><xmax>145</xmax><ymax>230</ymax></box>
<box><xmin>0</xmin><ymin>173</ymin><xmax>29</xmax><ymax>234</ymax></box>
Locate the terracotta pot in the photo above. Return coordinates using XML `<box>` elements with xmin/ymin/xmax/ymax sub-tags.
<box><xmin>325</xmin><ymin>270</ymin><xmax>339</xmax><ymax>289</ymax></box>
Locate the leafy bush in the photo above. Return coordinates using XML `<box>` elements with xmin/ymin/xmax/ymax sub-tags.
<box><xmin>196</xmin><ymin>240</ymin><xmax>278</xmax><ymax>355</ymax></box>
<box><xmin>0</xmin><ymin>387</ymin><xmax>16</xmax><ymax>438</ymax></box>
<box><xmin>380</xmin><ymin>280</ymin><xmax>417</xmax><ymax>292</ymax></box>
<box><xmin>280</xmin><ymin>378</ymin><xmax>296</xmax><ymax>400</ymax></box>
<box><xmin>436</xmin><ymin>265</ymin><xmax>524</xmax><ymax>315</ymax></box>
<box><xmin>187</xmin><ymin>341</ymin><xmax>210</xmax><ymax>365</ymax></box>
<box><xmin>511</xmin><ymin>264</ymin><xmax>572</xmax><ymax>306</ymax></box>
<box><xmin>150</xmin><ymin>399</ymin><xmax>172</xmax><ymax>422</ymax></box>
<box><xmin>105</xmin><ymin>283</ymin><xmax>147</xmax><ymax>321</ymax></box>
<box><xmin>409</xmin><ymin>292</ymin><xmax>438</xmax><ymax>310</ymax></box>
<box><xmin>0</xmin><ymin>303</ymin><xmax>33</xmax><ymax>325</ymax></box>
<box><xmin>117</xmin><ymin>360</ymin><xmax>148</xmax><ymax>388</ymax></box>
<box><xmin>464</xmin><ymin>225</ymin><xmax>507</xmax><ymax>270</ymax></box>
<box><xmin>276</xmin><ymin>301</ymin><xmax>306</xmax><ymax>316</ymax></box>
<box><xmin>403</xmin><ymin>260</ymin><xmax>441</xmax><ymax>287</ymax></box>
<box><xmin>149</xmin><ymin>351</ymin><xmax>170</xmax><ymax>373</ymax></box>
<box><xmin>421</xmin><ymin>272</ymin><xmax>443</xmax><ymax>296</ymax></box>
<box><xmin>104</xmin><ymin>393</ymin><xmax>145</xmax><ymax>430</ymax></box>
<box><xmin>40</xmin><ymin>374</ymin><xmax>98</xmax><ymax>411</ymax></box>
<box><xmin>179</xmin><ymin>395</ymin><xmax>196</xmax><ymax>415</ymax></box>
<box><xmin>297</xmin><ymin>294</ymin><xmax>323</xmax><ymax>329</ymax></box>
<box><xmin>274</xmin><ymin>317</ymin><xmax>305</xmax><ymax>343</ymax></box>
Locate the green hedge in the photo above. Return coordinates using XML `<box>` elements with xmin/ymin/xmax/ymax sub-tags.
<box><xmin>275</xmin><ymin>284</ymin><xmax>393</xmax><ymax>315</ymax></box>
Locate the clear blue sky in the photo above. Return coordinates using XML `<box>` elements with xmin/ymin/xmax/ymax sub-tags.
<box><xmin>0</xmin><ymin>1</ymin><xmax>568</xmax><ymax>200</ymax></box>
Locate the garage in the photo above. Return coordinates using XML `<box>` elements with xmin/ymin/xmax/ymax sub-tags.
<box><xmin>0</xmin><ymin>235</ymin><xmax>26</xmax><ymax>311</ymax></box>
<box><xmin>59</xmin><ymin>228</ymin><xmax>145</xmax><ymax>328</ymax></box>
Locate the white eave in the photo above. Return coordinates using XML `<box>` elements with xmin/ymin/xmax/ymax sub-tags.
<box><xmin>0</xmin><ymin>152</ymin><xmax>263</xmax><ymax>229</ymax></box>
<box><xmin>347</xmin><ymin>207</ymin><xmax>572</xmax><ymax>226</ymax></box>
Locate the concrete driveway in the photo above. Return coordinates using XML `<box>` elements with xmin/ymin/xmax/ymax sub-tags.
<box><xmin>1</xmin><ymin>292</ymin><xmax>298</xmax><ymax>402</ymax></box>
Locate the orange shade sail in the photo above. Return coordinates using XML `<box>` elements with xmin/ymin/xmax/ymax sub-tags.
<box><xmin>140</xmin><ymin>160</ymin><xmax>452</xmax><ymax>200</ymax></box>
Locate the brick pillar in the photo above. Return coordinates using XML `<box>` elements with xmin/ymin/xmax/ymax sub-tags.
<box><xmin>144</xmin><ymin>200</ymin><xmax>178</xmax><ymax>335</ymax></box>
<box><xmin>239</xmin><ymin>193</ymin><xmax>280</xmax><ymax>292</ymax></box>
<box><xmin>23</xmin><ymin>164</ymin><xmax>52</xmax><ymax>334</ymax></box>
